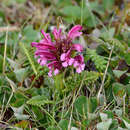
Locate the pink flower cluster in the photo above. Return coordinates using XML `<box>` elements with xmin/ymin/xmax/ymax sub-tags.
<box><xmin>31</xmin><ymin>25</ymin><xmax>85</xmax><ymax>77</ymax></box>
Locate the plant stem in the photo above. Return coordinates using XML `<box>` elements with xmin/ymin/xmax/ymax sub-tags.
<box><xmin>3</xmin><ymin>26</ymin><xmax>8</xmax><ymax>74</ymax></box>
<box><xmin>97</xmin><ymin>46</ymin><xmax>114</xmax><ymax>104</ymax></box>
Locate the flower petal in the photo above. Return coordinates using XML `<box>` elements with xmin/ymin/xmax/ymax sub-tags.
<box><xmin>53</xmin><ymin>28</ymin><xmax>62</xmax><ymax>40</ymax></box>
<box><xmin>62</xmin><ymin>61</ymin><xmax>68</xmax><ymax>67</ymax></box>
<box><xmin>68</xmin><ymin>58</ymin><xmax>74</xmax><ymax>66</ymax></box>
<box><xmin>76</xmin><ymin>67</ymin><xmax>82</xmax><ymax>73</ymax></box>
<box><xmin>31</xmin><ymin>42</ymin><xmax>38</xmax><ymax>47</ymax></box>
<box><xmin>41</xmin><ymin>30</ymin><xmax>52</xmax><ymax>43</ymax></box>
<box><xmin>54</xmin><ymin>69</ymin><xmax>59</xmax><ymax>75</ymax></box>
<box><xmin>72</xmin><ymin>44</ymin><xmax>83</xmax><ymax>52</ymax></box>
<box><xmin>48</xmin><ymin>70</ymin><xmax>52</xmax><ymax>77</ymax></box>
<box><xmin>68</xmin><ymin>25</ymin><xmax>82</xmax><ymax>40</ymax></box>
<box><xmin>60</xmin><ymin>53</ymin><xmax>66</xmax><ymax>61</ymax></box>
<box><xmin>74</xmin><ymin>61</ymin><xmax>79</xmax><ymax>67</ymax></box>
<box><xmin>35</xmin><ymin>43</ymin><xmax>56</xmax><ymax>50</ymax></box>
<box><xmin>35</xmin><ymin>50</ymin><xmax>56</xmax><ymax>60</ymax></box>
<box><xmin>81</xmin><ymin>64</ymin><xmax>85</xmax><ymax>71</ymax></box>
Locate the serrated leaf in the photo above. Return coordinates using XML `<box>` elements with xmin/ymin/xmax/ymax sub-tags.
<box><xmin>27</xmin><ymin>95</ymin><xmax>53</xmax><ymax>107</ymax></box>
<box><xmin>85</xmin><ymin>71</ymin><xmax>100</xmax><ymax>82</ymax></box>
<box><xmin>85</xmin><ymin>48</ymin><xmax>107</xmax><ymax>71</ymax></box>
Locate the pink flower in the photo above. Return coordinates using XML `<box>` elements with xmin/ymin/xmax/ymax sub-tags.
<box><xmin>72</xmin><ymin>44</ymin><xmax>83</xmax><ymax>52</ymax></box>
<box><xmin>60</xmin><ymin>50</ymin><xmax>74</xmax><ymax>67</ymax></box>
<box><xmin>31</xmin><ymin>25</ymin><xmax>85</xmax><ymax>76</ymax></box>
<box><xmin>73</xmin><ymin>55</ymin><xmax>85</xmax><ymax>73</ymax></box>
<box><xmin>68</xmin><ymin>25</ymin><xmax>82</xmax><ymax>40</ymax></box>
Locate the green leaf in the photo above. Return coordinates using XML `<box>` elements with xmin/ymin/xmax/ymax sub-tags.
<box><xmin>74</xmin><ymin>96</ymin><xmax>88</xmax><ymax>116</ymax></box>
<box><xmin>11</xmin><ymin>105</ymin><xmax>24</xmax><ymax>114</ymax></box>
<box><xmin>118</xmin><ymin>127</ymin><xmax>128</xmax><ymax>130</ymax></box>
<box><xmin>126</xmin><ymin>84</ymin><xmax>130</xmax><ymax>96</ymax></box>
<box><xmin>85</xmin><ymin>48</ymin><xmax>107</xmax><ymax>71</ymax></box>
<box><xmin>100</xmin><ymin>28</ymin><xmax>115</xmax><ymax>39</ymax></box>
<box><xmin>112</xmin><ymin>83</ymin><xmax>126</xmax><ymax>98</ymax></box>
<box><xmin>11</xmin><ymin>105</ymin><xmax>30</xmax><ymax>120</ymax></box>
<box><xmin>100</xmin><ymin>113</ymin><xmax>108</xmax><ymax>121</ymax></box>
<box><xmin>7</xmin><ymin>58</ymin><xmax>20</xmax><ymax>70</ymax></box>
<box><xmin>85</xmin><ymin>71</ymin><xmax>100</xmax><ymax>83</ymax></box>
<box><xmin>86</xmin><ymin>15</ymin><xmax>99</xmax><ymax>27</ymax></box>
<box><xmin>32</xmin><ymin>106</ymin><xmax>44</xmax><ymax>120</ymax></box>
<box><xmin>54</xmin><ymin>73</ymin><xmax>64</xmax><ymax>91</ymax></box>
<box><xmin>0</xmin><ymin>55</ymin><xmax>3</xmax><ymax>72</ymax></box>
<box><xmin>61</xmin><ymin>6</ymin><xmax>81</xmax><ymax>21</ymax></box>
<box><xmin>14</xmin><ymin>68</ymin><xmax>29</xmax><ymax>82</ymax></box>
<box><xmin>103</xmin><ymin>0</ymin><xmax>115</xmax><ymax>10</ymax></box>
<box><xmin>47</xmin><ymin>126</ymin><xmax>59</xmax><ymax>130</ymax></box>
<box><xmin>122</xmin><ymin>117</ymin><xmax>130</xmax><ymax>129</ymax></box>
<box><xmin>113</xmin><ymin>70</ymin><xmax>127</xmax><ymax>78</ymax></box>
<box><xmin>15</xmin><ymin>120</ymin><xmax>29</xmax><ymax>129</ymax></box>
<box><xmin>19</xmin><ymin>42</ymin><xmax>37</xmax><ymax>75</ymax></box>
<box><xmin>16</xmin><ymin>0</ymin><xmax>26</xmax><ymax>3</ymax></box>
<box><xmin>59</xmin><ymin>119</ymin><xmax>69</xmax><ymax>129</ymax></box>
<box><xmin>27</xmin><ymin>95</ymin><xmax>53</xmax><ymax>107</ymax></box>
<box><xmin>61</xmin><ymin>6</ymin><xmax>80</xmax><ymax>17</ymax></box>
<box><xmin>14</xmin><ymin>113</ymin><xmax>30</xmax><ymax>120</ymax></box>
<box><xmin>88</xmin><ymin>97</ymin><xmax>97</xmax><ymax>113</ymax></box>
<box><xmin>124</xmin><ymin>53</ymin><xmax>130</xmax><ymax>65</ymax></box>
<box><xmin>23</xmin><ymin>25</ymin><xmax>38</xmax><ymax>42</ymax></box>
<box><xmin>112</xmin><ymin>83</ymin><xmax>126</xmax><ymax>105</ymax></box>
<box><xmin>97</xmin><ymin>119</ymin><xmax>112</xmax><ymax>130</ymax></box>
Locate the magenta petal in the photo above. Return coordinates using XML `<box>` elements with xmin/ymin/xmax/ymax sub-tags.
<box><xmin>35</xmin><ymin>51</ymin><xmax>56</xmax><ymax>59</ymax></box>
<box><xmin>54</xmin><ymin>69</ymin><xmax>59</xmax><ymax>75</ymax></box>
<box><xmin>41</xmin><ymin>30</ymin><xmax>51</xmax><ymax>43</ymax></box>
<box><xmin>37</xmin><ymin>58</ymin><xmax>41</xmax><ymax>63</ymax></box>
<box><xmin>68</xmin><ymin>25</ymin><xmax>82</xmax><ymax>40</ymax></box>
<box><xmin>40</xmin><ymin>60</ymin><xmax>47</xmax><ymax>66</ymax></box>
<box><xmin>31</xmin><ymin>42</ymin><xmax>38</xmax><ymax>47</ymax></box>
<box><xmin>72</xmin><ymin>44</ymin><xmax>83</xmax><ymax>52</ymax></box>
<box><xmin>81</xmin><ymin>64</ymin><xmax>85</xmax><ymax>70</ymax></box>
<box><xmin>68</xmin><ymin>58</ymin><xmax>74</xmax><ymax>66</ymax></box>
<box><xmin>47</xmin><ymin>61</ymin><xmax>59</xmax><ymax>68</ymax></box>
<box><xmin>48</xmin><ymin>70</ymin><xmax>52</xmax><ymax>77</ymax></box>
<box><xmin>62</xmin><ymin>61</ymin><xmax>68</xmax><ymax>67</ymax></box>
<box><xmin>35</xmin><ymin>43</ymin><xmax>56</xmax><ymax>50</ymax></box>
<box><xmin>53</xmin><ymin>28</ymin><xmax>62</xmax><ymax>40</ymax></box>
<box><xmin>60</xmin><ymin>53</ymin><xmax>66</xmax><ymax>61</ymax></box>
<box><xmin>76</xmin><ymin>67</ymin><xmax>82</xmax><ymax>73</ymax></box>
<box><xmin>74</xmin><ymin>61</ymin><xmax>79</xmax><ymax>67</ymax></box>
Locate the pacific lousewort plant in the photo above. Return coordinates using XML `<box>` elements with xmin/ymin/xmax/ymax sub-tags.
<box><xmin>31</xmin><ymin>25</ymin><xmax>85</xmax><ymax>77</ymax></box>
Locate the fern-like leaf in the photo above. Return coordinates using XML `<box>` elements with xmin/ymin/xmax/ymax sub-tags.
<box><xmin>85</xmin><ymin>48</ymin><xmax>107</xmax><ymax>71</ymax></box>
